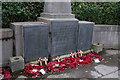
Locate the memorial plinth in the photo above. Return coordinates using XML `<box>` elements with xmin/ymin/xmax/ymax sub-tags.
<box><xmin>11</xmin><ymin>22</ymin><xmax>49</xmax><ymax>62</ymax></box>
<box><xmin>77</xmin><ymin>21</ymin><xmax>94</xmax><ymax>51</ymax></box>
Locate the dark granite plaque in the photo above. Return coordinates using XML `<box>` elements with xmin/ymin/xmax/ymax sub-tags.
<box><xmin>24</xmin><ymin>25</ymin><xmax>49</xmax><ymax>62</ymax></box>
<box><xmin>51</xmin><ymin>20</ymin><xmax>78</xmax><ymax>57</ymax></box>
<box><xmin>77</xmin><ymin>22</ymin><xmax>94</xmax><ymax>51</ymax></box>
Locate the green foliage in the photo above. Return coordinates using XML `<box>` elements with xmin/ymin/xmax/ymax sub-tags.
<box><xmin>71</xmin><ymin>2</ymin><xmax>120</xmax><ymax>25</ymax></box>
<box><xmin>2</xmin><ymin>2</ymin><xmax>44</xmax><ymax>28</ymax></box>
<box><xmin>2</xmin><ymin>2</ymin><xmax>119</xmax><ymax>28</ymax></box>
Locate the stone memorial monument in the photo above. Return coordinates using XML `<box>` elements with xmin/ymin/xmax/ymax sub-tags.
<box><xmin>11</xmin><ymin>0</ymin><xmax>94</xmax><ymax>62</ymax></box>
<box><xmin>38</xmin><ymin>0</ymin><xmax>78</xmax><ymax>57</ymax></box>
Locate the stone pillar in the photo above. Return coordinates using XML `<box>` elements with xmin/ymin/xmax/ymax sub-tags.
<box><xmin>44</xmin><ymin>2</ymin><xmax>71</xmax><ymax>13</ymax></box>
<box><xmin>38</xmin><ymin>0</ymin><xmax>76</xmax><ymax>22</ymax></box>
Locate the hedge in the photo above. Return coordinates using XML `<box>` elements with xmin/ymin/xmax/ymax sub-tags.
<box><xmin>2</xmin><ymin>2</ymin><xmax>120</xmax><ymax>28</ymax></box>
<box><xmin>2</xmin><ymin>2</ymin><xmax>44</xmax><ymax>28</ymax></box>
<box><xmin>72</xmin><ymin>2</ymin><xmax>120</xmax><ymax>25</ymax></box>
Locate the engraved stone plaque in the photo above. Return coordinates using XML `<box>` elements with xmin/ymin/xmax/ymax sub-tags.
<box><xmin>77</xmin><ymin>21</ymin><xmax>94</xmax><ymax>51</ymax></box>
<box><xmin>24</xmin><ymin>25</ymin><xmax>49</xmax><ymax>62</ymax></box>
<box><xmin>51</xmin><ymin>20</ymin><xmax>78</xmax><ymax>57</ymax></box>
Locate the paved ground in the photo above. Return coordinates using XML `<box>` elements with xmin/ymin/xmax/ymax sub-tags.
<box><xmin>16</xmin><ymin>49</ymin><xmax>119</xmax><ymax>80</ymax></box>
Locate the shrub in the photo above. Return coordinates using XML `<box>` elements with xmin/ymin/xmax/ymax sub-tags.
<box><xmin>2</xmin><ymin>2</ymin><xmax>119</xmax><ymax>28</ymax></box>
<box><xmin>2</xmin><ymin>2</ymin><xmax>44</xmax><ymax>28</ymax></box>
<box><xmin>71</xmin><ymin>2</ymin><xmax>119</xmax><ymax>25</ymax></box>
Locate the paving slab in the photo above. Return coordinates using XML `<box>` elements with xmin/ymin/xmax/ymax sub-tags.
<box><xmin>94</xmin><ymin>64</ymin><xmax>118</xmax><ymax>75</ymax></box>
<box><xmin>105</xmin><ymin>50</ymin><xmax>119</xmax><ymax>56</ymax></box>
<box><xmin>90</xmin><ymin>71</ymin><xmax>102</xmax><ymax>78</ymax></box>
<box><xmin>99</xmin><ymin>50</ymin><xmax>118</xmax><ymax>67</ymax></box>
<box><xmin>101</xmin><ymin>71</ymin><xmax>118</xmax><ymax>78</ymax></box>
<box><xmin>47</xmin><ymin>73</ymin><xmax>69</xmax><ymax>78</ymax></box>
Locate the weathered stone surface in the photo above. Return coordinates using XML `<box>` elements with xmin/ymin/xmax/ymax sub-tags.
<box><xmin>44</xmin><ymin>1</ymin><xmax>71</xmax><ymax>13</ymax></box>
<box><xmin>94</xmin><ymin>64</ymin><xmax>118</xmax><ymax>75</ymax></box>
<box><xmin>90</xmin><ymin>71</ymin><xmax>102</xmax><ymax>78</ymax></box>
<box><xmin>2</xmin><ymin>39</ymin><xmax>13</xmax><ymax>66</ymax></box>
<box><xmin>39</xmin><ymin>1</ymin><xmax>75</xmax><ymax>19</ymax></box>
<box><xmin>77</xmin><ymin>21</ymin><xmax>94</xmax><ymax>51</ymax></box>
<box><xmin>38</xmin><ymin>1</ymin><xmax>75</xmax><ymax>23</ymax></box>
<box><xmin>50</xmin><ymin>20</ymin><xmax>78</xmax><ymax>57</ymax></box>
<box><xmin>9</xmin><ymin>56</ymin><xmax>24</xmax><ymax>72</ymax></box>
<box><xmin>0</xmin><ymin>28</ymin><xmax>13</xmax><ymax>39</ymax></box>
<box><xmin>101</xmin><ymin>71</ymin><xmax>118</xmax><ymax>78</ymax></box>
<box><xmin>10</xmin><ymin>22</ymin><xmax>49</xmax><ymax>60</ymax></box>
<box><xmin>92</xmin><ymin>25</ymin><xmax>119</xmax><ymax>49</ymax></box>
<box><xmin>105</xmin><ymin>50</ymin><xmax>119</xmax><ymax>56</ymax></box>
<box><xmin>23</xmin><ymin>25</ymin><xmax>49</xmax><ymax>62</ymax></box>
<box><xmin>93</xmin><ymin>25</ymin><xmax>118</xmax><ymax>31</ymax></box>
<box><xmin>11</xmin><ymin>22</ymin><xmax>30</xmax><ymax>56</ymax></box>
<box><xmin>0</xmin><ymin>28</ymin><xmax>13</xmax><ymax>66</ymax></box>
<box><xmin>40</xmin><ymin>13</ymin><xmax>75</xmax><ymax>19</ymax></box>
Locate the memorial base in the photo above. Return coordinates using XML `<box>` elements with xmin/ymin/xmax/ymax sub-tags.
<box><xmin>38</xmin><ymin>18</ymin><xmax>78</xmax><ymax>57</ymax></box>
<box><xmin>10</xmin><ymin>22</ymin><xmax>49</xmax><ymax>62</ymax></box>
<box><xmin>77</xmin><ymin>21</ymin><xmax>94</xmax><ymax>51</ymax></box>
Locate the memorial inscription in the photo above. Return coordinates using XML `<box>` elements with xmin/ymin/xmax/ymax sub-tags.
<box><xmin>24</xmin><ymin>25</ymin><xmax>49</xmax><ymax>62</ymax></box>
<box><xmin>51</xmin><ymin>20</ymin><xmax>78</xmax><ymax>57</ymax></box>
